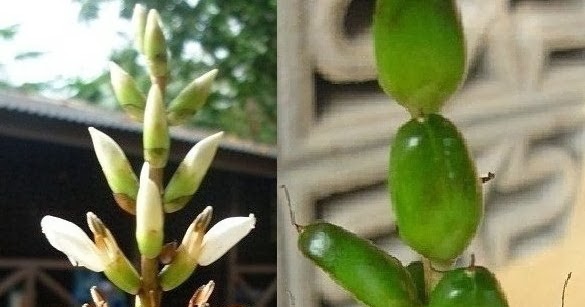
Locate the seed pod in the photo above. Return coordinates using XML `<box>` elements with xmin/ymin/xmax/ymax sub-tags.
<box><xmin>406</xmin><ymin>261</ymin><xmax>427</xmax><ymax>304</ymax></box>
<box><xmin>389</xmin><ymin>114</ymin><xmax>482</xmax><ymax>263</ymax></box>
<box><xmin>428</xmin><ymin>265</ymin><xmax>509</xmax><ymax>307</ymax></box>
<box><xmin>298</xmin><ymin>222</ymin><xmax>421</xmax><ymax>307</ymax></box>
<box><xmin>373</xmin><ymin>0</ymin><xmax>466</xmax><ymax>116</ymax></box>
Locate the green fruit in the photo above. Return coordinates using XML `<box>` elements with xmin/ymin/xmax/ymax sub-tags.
<box><xmin>373</xmin><ymin>0</ymin><xmax>466</xmax><ymax>116</ymax></box>
<box><xmin>428</xmin><ymin>265</ymin><xmax>509</xmax><ymax>307</ymax></box>
<box><xmin>298</xmin><ymin>222</ymin><xmax>421</xmax><ymax>307</ymax></box>
<box><xmin>389</xmin><ymin>114</ymin><xmax>482</xmax><ymax>263</ymax></box>
<box><xmin>406</xmin><ymin>261</ymin><xmax>427</xmax><ymax>304</ymax></box>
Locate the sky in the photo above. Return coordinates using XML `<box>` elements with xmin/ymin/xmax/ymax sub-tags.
<box><xmin>0</xmin><ymin>0</ymin><xmax>129</xmax><ymax>97</ymax></box>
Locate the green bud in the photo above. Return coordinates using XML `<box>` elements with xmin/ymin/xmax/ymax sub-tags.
<box><xmin>109</xmin><ymin>62</ymin><xmax>146</xmax><ymax>122</ymax></box>
<box><xmin>167</xmin><ymin>69</ymin><xmax>218</xmax><ymax>125</ymax></box>
<box><xmin>163</xmin><ymin>132</ymin><xmax>223</xmax><ymax>213</ymax></box>
<box><xmin>143</xmin><ymin>85</ymin><xmax>170</xmax><ymax>168</ymax></box>
<box><xmin>144</xmin><ymin>9</ymin><xmax>168</xmax><ymax>77</ymax></box>
<box><xmin>87</xmin><ymin>212</ymin><xmax>141</xmax><ymax>294</ymax></box>
<box><xmin>88</xmin><ymin>127</ymin><xmax>138</xmax><ymax>214</ymax></box>
<box><xmin>132</xmin><ymin>4</ymin><xmax>147</xmax><ymax>53</ymax></box>
<box><xmin>136</xmin><ymin>163</ymin><xmax>164</xmax><ymax>259</ymax></box>
<box><xmin>159</xmin><ymin>207</ymin><xmax>212</xmax><ymax>291</ymax></box>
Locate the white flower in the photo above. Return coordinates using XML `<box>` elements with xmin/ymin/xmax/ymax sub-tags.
<box><xmin>41</xmin><ymin>213</ymin><xmax>141</xmax><ymax>294</ymax></box>
<box><xmin>159</xmin><ymin>206</ymin><xmax>256</xmax><ymax>291</ymax></box>
<box><xmin>198</xmin><ymin>214</ymin><xmax>256</xmax><ymax>266</ymax></box>
<box><xmin>41</xmin><ymin>215</ymin><xmax>104</xmax><ymax>272</ymax></box>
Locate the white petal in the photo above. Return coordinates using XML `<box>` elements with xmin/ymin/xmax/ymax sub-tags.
<box><xmin>41</xmin><ymin>216</ymin><xmax>105</xmax><ymax>272</ymax></box>
<box><xmin>198</xmin><ymin>214</ymin><xmax>256</xmax><ymax>266</ymax></box>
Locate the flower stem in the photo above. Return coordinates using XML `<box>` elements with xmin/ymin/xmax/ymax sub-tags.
<box><xmin>422</xmin><ymin>258</ymin><xmax>451</xmax><ymax>298</ymax></box>
<box><xmin>137</xmin><ymin>255</ymin><xmax>161</xmax><ymax>307</ymax></box>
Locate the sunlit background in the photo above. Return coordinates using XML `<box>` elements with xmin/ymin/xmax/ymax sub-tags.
<box><xmin>0</xmin><ymin>0</ymin><xmax>276</xmax><ymax>143</ymax></box>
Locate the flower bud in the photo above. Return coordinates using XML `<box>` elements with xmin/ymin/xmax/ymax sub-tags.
<box><xmin>89</xmin><ymin>286</ymin><xmax>108</xmax><ymax>306</ymax></box>
<box><xmin>88</xmin><ymin>127</ymin><xmax>138</xmax><ymax>214</ymax></box>
<box><xmin>87</xmin><ymin>212</ymin><xmax>141</xmax><ymax>295</ymax></box>
<box><xmin>136</xmin><ymin>163</ymin><xmax>164</xmax><ymax>259</ymax></box>
<box><xmin>109</xmin><ymin>62</ymin><xmax>146</xmax><ymax>122</ymax></box>
<box><xmin>144</xmin><ymin>9</ymin><xmax>168</xmax><ymax>77</ymax></box>
<box><xmin>190</xmin><ymin>281</ymin><xmax>215</xmax><ymax>306</ymax></box>
<box><xmin>198</xmin><ymin>214</ymin><xmax>256</xmax><ymax>266</ymax></box>
<box><xmin>159</xmin><ymin>206</ymin><xmax>212</xmax><ymax>291</ymax></box>
<box><xmin>132</xmin><ymin>4</ymin><xmax>147</xmax><ymax>53</ymax></box>
<box><xmin>163</xmin><ymin>132</ymin><xmax>223</xmax><ymax>213</ymax></box>
<box><xmin>167</xmin><ymin>69</ymin><xmax>218</xmax><ymax>125</ymax></box>
<box><xmin>143</xmin><ymin>85</ymin><xmax>170</xmax><ymax>168</ymax></box>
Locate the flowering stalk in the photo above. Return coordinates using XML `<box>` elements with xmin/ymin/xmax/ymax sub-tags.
<box><xmin>40</xmin><ymin>4</ymin><xmax>256</xmax><ymax>307</ymax></box>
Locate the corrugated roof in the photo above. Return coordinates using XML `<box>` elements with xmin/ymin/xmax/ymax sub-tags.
<box><xmin>0</xmin><ymin>91</ymin><xmax>276</xmax><ymax>158</ymax></box>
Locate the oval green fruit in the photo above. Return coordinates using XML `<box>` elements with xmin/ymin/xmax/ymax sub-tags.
<box><xmin>428</xmin><ymin>265</ymin><xmax>509</xmax><ymax>307</ymax></box>
<box><xmin>389</xmin><ymin>114</ymin><xmax>482</xmax><ymax>263</ymax></box>
<box><xmin>406</xmin><ymin>261</ymin><xmax>427</xmax><ymax>304</ymax></box>
<box><xmin>298</xmin><ymin>222</ymin><xmax>421</xmax><ymax>307</ymax></box>
<box><xmin>373</xmin><ymin>0</ymin><xmax>466</xmax><ymax>116</ymax></box>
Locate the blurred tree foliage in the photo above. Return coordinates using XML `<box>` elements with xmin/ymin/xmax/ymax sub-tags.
<box><xmin>0</xmin><ymin>24</ymin><xmax>49</xmax><ymax>93</ymax></box>
<box><xmin>73</xmin><ymin>0</ymin><xmax>276</xmax><ymax>143</ymax></box>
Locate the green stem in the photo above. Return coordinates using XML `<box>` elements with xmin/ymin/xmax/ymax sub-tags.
<box><xmin>136</xmin><ymin>59</ymin><xmax>168</xmax><ymax>307</ymax></box>
<box><xmin>137</xmin><ymin>255</ymin><xmax>161</xmax><ymax>307</ymax></box>
<box><xmin>422</xmin><ymin>258</ymin><xmax>451</xmax><ymax>298</ymax></box>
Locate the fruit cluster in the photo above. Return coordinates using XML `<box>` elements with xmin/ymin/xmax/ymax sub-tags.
<box><xmin>293</xmin><ymin>1</ymin><xmax>509</xmax><ymax>306</ymax></box>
